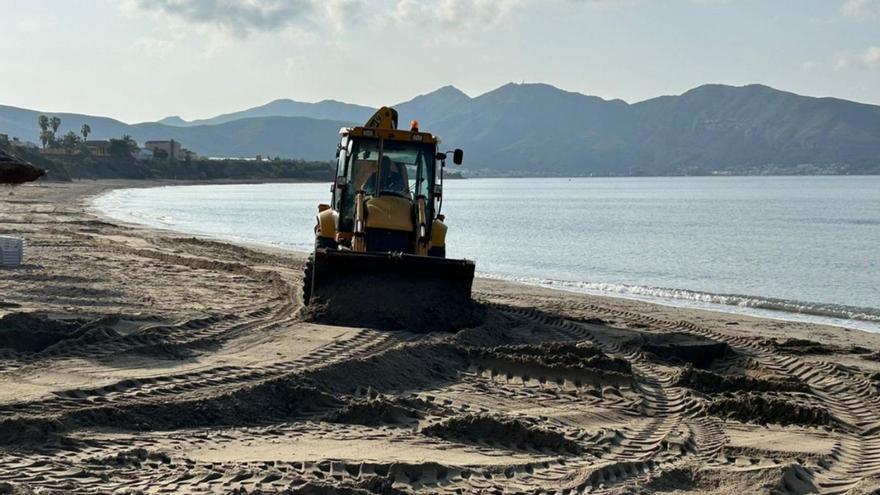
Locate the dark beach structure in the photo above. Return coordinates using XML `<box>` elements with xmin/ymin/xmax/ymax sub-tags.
<box><xmin>0</xmin><ymin>149</ymin><xmax>46</xmax><ymax>185</ymax></box>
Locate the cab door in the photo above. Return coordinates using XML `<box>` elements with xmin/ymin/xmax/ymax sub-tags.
<box><xmin>333</xmin><ymin>137</ymin><xmax>348</xmax><ymax>212</ymax></box>
<box><xmin>337</xmin><ymin>137</ymin><xmax>380</xmax><ymax>232</ymax></box>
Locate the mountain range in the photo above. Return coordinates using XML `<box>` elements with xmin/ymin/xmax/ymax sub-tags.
<box><xmin>2</xmin><ymin>83</ymin><xmax>879</xmax><ymax>176</ymax></box>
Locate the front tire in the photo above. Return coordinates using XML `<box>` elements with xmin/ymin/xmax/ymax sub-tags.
<box><xmin>302</xmin><ymin>252</ymin><xmax>315</xmax><ymax>305</ymax></box>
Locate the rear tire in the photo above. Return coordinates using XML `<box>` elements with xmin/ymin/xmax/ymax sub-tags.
<box><xmin>302</xmin><ymin>252</ymin><xmax>315</xmax><ymax>305</ymax></box>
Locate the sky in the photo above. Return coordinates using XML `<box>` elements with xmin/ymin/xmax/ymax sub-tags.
<box><xmin>2</xmin><ymin>0</ymin><xmax>879</xmax><ymax>123</ymax></box>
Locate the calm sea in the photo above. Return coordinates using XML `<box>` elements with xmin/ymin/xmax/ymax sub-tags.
<box><xmin>94</xmin><ymin>177</ymin><xmax>880</xmax><ymax>332</ymax></box>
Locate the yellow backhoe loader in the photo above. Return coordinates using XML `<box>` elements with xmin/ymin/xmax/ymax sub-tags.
<box><xmin>302</xmin><ymin>107</ymin><xmax>476</xmax><ymax>330</ymax></box>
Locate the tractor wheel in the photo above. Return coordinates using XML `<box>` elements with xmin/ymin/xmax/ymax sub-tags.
<box><xmin>302</xmin><ymin>252</ymin><xmax>315</xmax><ymax>305</ymax></box>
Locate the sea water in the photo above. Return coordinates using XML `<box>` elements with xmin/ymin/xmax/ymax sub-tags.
<box><xmin>94</xmin><ymin>176</ymin><xmax>880</xmax><ymax>332</ymax></box>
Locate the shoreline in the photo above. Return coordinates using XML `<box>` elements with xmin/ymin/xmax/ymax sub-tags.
<box><xmin>6</xmin><ymin>180</ymin><xmax>880</xmax><ymax>493</ymax></box>
<box><xmin>91</xmin><ymin>180</ymin><xmax>880</xmax><ymax>335</ymax></box>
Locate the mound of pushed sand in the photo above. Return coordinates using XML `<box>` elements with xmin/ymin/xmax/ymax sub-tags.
<box><xmin>636</xmin><ymin>463</ymin><xmax>804</xmax><ymax>494</ymax></box>
<box><xmin>422</xmin><ymin>414</ymin><xmax>582</xmax><ymax>454</ymax></box>
<box><xmin>473</xmin><ymin>341</ymin><xmax>632</xmax><ymax>374</ymax></box>
<box><xmin>86</xmin><ymin>448</ymin><xmax>171</xmax><ymax>468</ymax></box>
<box><xmin>708</xmin><ymin>392</ymin><xmax>838</xmax><ymax>429</ymax></box>
<box><xmin>638</xmin><ymin>332</ymin><xmax>730</xmax><ymax>368</ymax></box>
<box><xmin>676</xmin><ymin>366</ymin><xmax>809</xmax><ymax>394</ymax></box>
<box><xmin>237</xmin><ymin>477</ymin><xmax>406</xmax><ymax>494</ymax></box>
<box><xmin>0</xmin><ymin>313</ymin><xmax>119</xmax><ymax>354</ymax></box>
<box><xmin>327</xmin><ymin>398</ymin><xmax>423</xmax><ymax>427</ymax></box>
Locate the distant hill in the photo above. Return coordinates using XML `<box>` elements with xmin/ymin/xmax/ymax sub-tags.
<box><xmin>156</xmin><ymin>115</ymin><xmax>189</xmax><ymax>126</ymax></box>
<box><xmin>157</xmin><ymin>88</ymin><xmax>471</xmax><ymax>129</ymax></box>
<box><xmin>394</xmin><ymin>85</ymin><xmax>472</xmax><ymax>128</ymax></box>
<box><xmin>426</xmin><ymin>83</ymin><xmax>637</xmax><ymax>175</ymax></box>
<box><xmin>0</xmin><ymin>104</ymin><xmax>348</xmax><ymax>160</ymax></box>
<box><xmin>2</xmin><ymin>83</ymin><xmax>879</xmax><ymax>175</ymax></box>
<box><xmin>163</xmin><ymin>99</ymin><xmax>375</xmax><ymax>127</ymax></box>
<box><xmin>629</xmin><ymin>84</ymin><xmax>880</xmax><ymax>175</ymax></box>
<box><xmin>421</xmin><ymin>83</ymin><xmax>880</xmax><ymax>175</ymax></box>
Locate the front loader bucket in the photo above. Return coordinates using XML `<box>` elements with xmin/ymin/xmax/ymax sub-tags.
<box><xmin>304</xmin><ymin>249</ymin><xmax>479</xmax><ymax>332</ymax></box>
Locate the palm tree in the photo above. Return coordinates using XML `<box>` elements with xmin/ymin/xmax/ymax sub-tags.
<box><xmin>49</xmin><ymin>116</ymin><xmax>61</xmax><ymax>134</ymax></box>
<box><xmin>38</xmin><ymin>115</ymin><xmax>49</xmax><ymax>148</ymax></box>
<box><xmin>39</xmin><ymin>130</ymin><xmax>51</xmax><ymax>149</ymax></box>
<box><xmin>81</xmin><ymin>124</ymin><xmax>91</xmax><ymax>142</ymax></box>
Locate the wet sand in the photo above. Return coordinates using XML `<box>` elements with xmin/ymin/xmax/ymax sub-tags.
<box><xmin>2</xmin><ymin>181</ymin><xmax>880</xmax><ymax>494</ymax></box>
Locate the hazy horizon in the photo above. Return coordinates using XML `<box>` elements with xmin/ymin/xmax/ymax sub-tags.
<box><xmin>3</xmin><ymin>0</ymin><xmax>879</xmax><ymax>123</ymax></box>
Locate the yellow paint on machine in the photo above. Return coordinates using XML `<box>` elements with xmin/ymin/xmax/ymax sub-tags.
<box><xmin>431</xmin><ymin>219</ymin><xmax>448</xmax><ymax>247</ymax></box>
<box><xmin>316</xmin><ymin>208</ymin><xmax>337</xmax><ymax>240</ymax></box>
<box><xmin>345</xmin><ymin>127</ymin><xmax>438</xmax><ymax>144</ymax></box>
<box><xmin>365</xmin><ymin>196</ymin><xmax>414</xmax><ymax>232</ymax></box>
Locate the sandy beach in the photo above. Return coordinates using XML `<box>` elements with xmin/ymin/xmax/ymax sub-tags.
<box><xmin>2</xmin><ymin>181</ymin><xmax>880</xmax><ymax>494</ymax></box>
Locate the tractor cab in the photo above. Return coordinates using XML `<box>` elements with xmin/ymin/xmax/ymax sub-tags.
<box><xmin>325</xmin><ymin>107</ymin><xmax>461</xmax><ymax>257</ymax></box>
<box><xmin>335</xmin><ymin>132</ymin><xmax>436</xmax><ymax>231</ymax></box>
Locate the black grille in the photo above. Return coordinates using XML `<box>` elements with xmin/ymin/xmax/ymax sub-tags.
<box><xmin>365</xmin><ymin>228</ymin><xmax>412</xmax><ymax>253</ymax></box>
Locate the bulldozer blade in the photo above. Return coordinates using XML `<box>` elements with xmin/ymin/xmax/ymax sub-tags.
<box><xmin>312</xmin><ymin>249</ymin><xmax>475</xmax><ymax>299</ymax></box>
<box><xmin>306</xmin><ymin>249</ymin><xmax>478</xmax><ymax>332</ymax></box>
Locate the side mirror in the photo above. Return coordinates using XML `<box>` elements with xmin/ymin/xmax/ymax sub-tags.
<box><xmin>453</xmin><ymin>149</ymin><xmax>463</xmax><ymax>165</ymax></box>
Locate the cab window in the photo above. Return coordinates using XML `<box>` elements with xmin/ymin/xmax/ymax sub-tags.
<box><xmin>339</xmin><ymin>138</ymin><xmax>379</xmax><ymax>229</ymax></box>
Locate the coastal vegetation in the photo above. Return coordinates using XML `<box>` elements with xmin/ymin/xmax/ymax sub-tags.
<box><xmin>55</xmin><ymin>153</ymin><xmax>334</xmax><ymax>181</ymax></box>
<box><xmin>0</xmin><ymin>115</ymin><xmax>335</xmax><ymax>182</ymax></box>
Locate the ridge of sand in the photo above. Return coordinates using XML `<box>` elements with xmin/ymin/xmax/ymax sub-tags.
<box><xmin>2</xmin><ymin>181</ymin><xmax>880</xmax><ymax>494</ymax></box>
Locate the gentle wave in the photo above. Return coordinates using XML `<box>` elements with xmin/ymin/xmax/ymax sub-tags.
<box><xmin>482</xmin><ymin>273</ymin><xmax>880</xmax><ymax>324</ymax></box>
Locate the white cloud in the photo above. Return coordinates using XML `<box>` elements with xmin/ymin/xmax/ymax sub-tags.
<box><xmin>571</xmin><ymin>0</ymin><xmax>730</xmax><ymax>6</ymax></box>
<box><xmin>862</xmin><ymin>46</ymin><xmax>880</xmax><ymax>68</ymax></box>
<box><xmin>841</xmin><ymin>0</ymin><xmax>880</xmax><ymax>18</ymax></box>
<box><xmin>131</xmin><ymin>0</ymin><xmax>320</xmax><ymax>37</ymax></box>
<box><xmin>319</xmin><ymin>0</ymin><xmax>365</xmax><ymax>32</ymax></box>
<box><xmin>18</xmin><ymin>16</ymin><xmax>58</xmax><ymax>33</ymax></box>
<box><xmin>834</xmin><ymin>46</ymin><xmax>880</xmax><ymax>70</ymax></box>
<box><xmin>132</xmin><ymin>37</ymin><xmax>175</xmax><ymax>57</ymax></box>
<box><xmin>391</xmin><ymin>0</ymin><xmax>522</xmax><ymax>30</ymax></box>
<box><xmin>285</xmin><ymin>55</ymin><xmax>309</xmax><ymax>75</ymax></box>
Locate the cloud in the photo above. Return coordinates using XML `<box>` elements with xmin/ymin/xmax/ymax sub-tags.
<box><xmin>841</xmin><ymin>0</ymin><xmax>880</xmax><ymax>18</ymax></box>
<box><xmin>132</xmin><ymin>0</ymin><xmax>318</xmax><ymax>36</ymax></box>
<box><xmin>570</xmin><ymin>0</ymin><xmax>731</xmax><ymax>5</ymax></box>
<box><xmin>391</xmin><ymin>0</ymin><xmax>522</xmax><ymax>30</ymax></box>
<box><xmin>132</xmin><ymin>37</ymin><xmax>175</xmax><ymax>57</ymax></box>
<box><xmin>862</xmin><ymin>46</ymin><xmax>880</xmax><ymax>68</ymax></box>
<box><xmin>18</xmin><ymin>15</ymin><xmax>58</xmax><ymax>33</ymax></box>
<box><xmin>285</xmin><ymin>55</ymin><xmax>309</xmax><ymax>75</ymax></box>
<box><xmin>835</xmin><ymin>46</ymin><xmax>880</xmax><ymax>70</ymax></box>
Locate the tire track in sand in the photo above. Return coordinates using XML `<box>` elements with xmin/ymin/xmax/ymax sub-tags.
<box><xmin>484</xmin><ymin>293</ymin><xmax>880</xmax><ymax>494</ymax></box>
<box><xmin>485</xmin><ymin>305</ymin><xmax>710</xmax><ymax>494</ymax></box>
<box><xmin>0</xmin><ymin>325</ymin><xmax>397</xmax><ymax>422</ymax></box>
